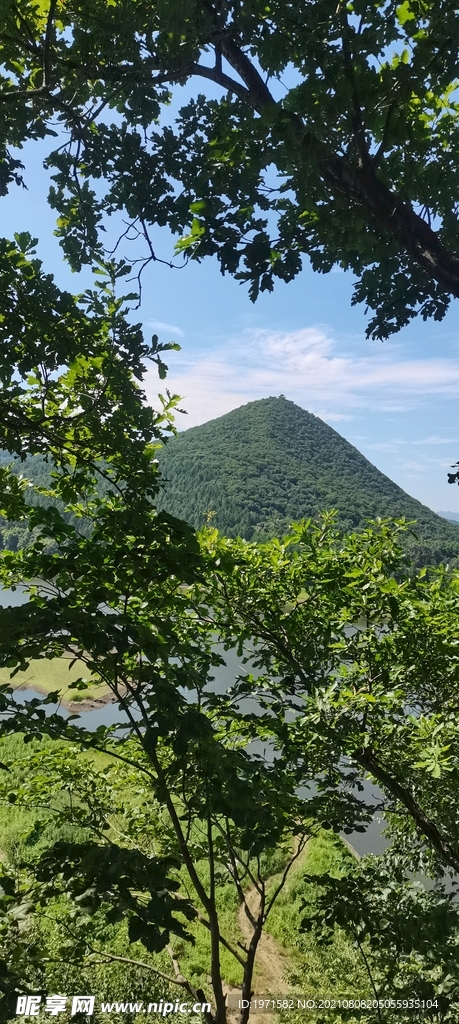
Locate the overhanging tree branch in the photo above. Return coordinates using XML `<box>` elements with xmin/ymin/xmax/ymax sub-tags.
<box><xmin>191</xmin><ymin>60</ymin><xmax>251</xmax><ymax>103</ymax></box>
<box><xmin>354</xmin><ymin>746</ymin><xmax>459</xmax><ymax>875</ymax></box>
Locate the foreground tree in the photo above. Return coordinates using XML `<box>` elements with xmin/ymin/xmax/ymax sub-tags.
<box><xmin>201</xmin><ymin>516</ymin><xmax>459</xmax><ymax>880</ymax></box>
<box><xmin>2</xmin><ymin>1</ymin><xmax>459</xmax><ymax>338</ymax></box>
<box><xmin>0</xmin><ymin>247</ymin><xmax>373</xmax><ymax>1023</ymax></box>
<box><xmin>300</xmin><ymin>854</ymin><xmax>459</xmax><ymax>1022</ymax></box>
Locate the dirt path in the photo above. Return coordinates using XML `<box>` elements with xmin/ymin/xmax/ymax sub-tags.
<box><xmin>224</xmin><ymin>842</ymin><xmax>310</xmax><ymax>1023</ymax></box>
<box><xmin>237</xmin><ymin>887</ymin><xmax>291</xmax><ymax>995</ymax></box>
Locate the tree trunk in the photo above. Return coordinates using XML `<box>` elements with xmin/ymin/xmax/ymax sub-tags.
<box><xmin>238</xmin><ymin>895</ymin><xmax>265</xmax><ymax>1024</ymax></box>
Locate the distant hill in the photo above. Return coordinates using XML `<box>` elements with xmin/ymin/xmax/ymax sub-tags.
<box><xmin>438</xmin><ymin>511</ymin><xmax>459</xmax><ymax>524</ymax></box>
<box><xmin>157</xmin><ymin>397</ymin><xmax>459</xmax><ymax>565</ymax></box>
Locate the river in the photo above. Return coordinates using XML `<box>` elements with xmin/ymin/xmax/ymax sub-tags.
<box><xmin>0</xmin><ymin>584</ymin><xmax>388</xmax><ymax>858</ymax></box>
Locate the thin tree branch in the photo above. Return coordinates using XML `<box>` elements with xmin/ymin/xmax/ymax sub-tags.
<box><xmin>352</xmin><ymin>931</ymin><xmax>382</xmax><ymax>1024</ymax></box>
<box><xmin>194</xmin><ymin>912</ymin><xmax>246</xmax><ymax>967</ymax></box>
<box><xmin>218</xmin><ymin>38</ymin><xmax>275</xmax><ymax>112</ymax></box>
<box><xmin>43</xmin><ymin>0</ymin><xmax>57</xmax><ymax>88</ymax></box>
<box><xmin>148</xmin><ymin>745</ymin><xmax>212</xmax><ymax>916</ymax></box>
<box><xmin>190</xmin><ymin>61</ymin><xmax>250</xmax><ymax>103</ymax></box>
<box><xmin>166</xmin><ymin>944</ymin><xmax>204</xmax><ymax>1003</ymax></box>
<box><xmin>264</xmin><ymin>833</ymin><xmax>308</xmax><ymax>920</ymax></box>
<box><xmin>207</xmin><ymin>800</ymin><xmax>227</xmax><ymax>1024</ymax></box>
<box><xmin>355</xmin><ymin>746</ymin><xmax>459</xmax><ymax>874</ymax></box>
<box><xmin>86</xmin><ymin>948</ymin><xmax>191</xmax><ymax>987</ymax></box>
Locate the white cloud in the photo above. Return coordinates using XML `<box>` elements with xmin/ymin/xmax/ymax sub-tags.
<box><xmin>147</xmin><ymin>319</ymin><xmax>185</xmax><ymax>338</ymax></box>
<box><xmin>399</xmin><ymin>460</ymin><xmax>425</xmax><ymax>472</ymax></box>
<box><xmin>413</xmin><ymin>436</ymin><xmax>459</xmax><ymax>445</ymax></box>
<box><xmin>144</xmin><ymin>326</ymin><xmax>459</xmax><ymax>428</ymax></box>
<box><xmin>365</xmin><ymin>440</ymin><xmax>407</xmax><ymax>453</ymax></box>
<box><xmin>317</xmin><ymin>412</ymin><xmax>354</xmax><ymax>422</ymax></box>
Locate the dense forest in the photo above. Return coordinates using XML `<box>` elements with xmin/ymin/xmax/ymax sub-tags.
<box><xmin>0</xmin><ymin>453</ymin><xmax>54</xmax><ymax>553</ymax></box>
<box><xmin>1</xmin><ymin>397</ymin><xmax>456</xmax><ymax>569</ymax></box>
<box><xmin>0</xmin><ymin>453</ymin><xmax>99</xmax><ymax>553</ymax></box>
<box><xmin>3</xmin><ymin>398</ymin><xmax>458</xmax><ymax>566</ymax></box>
<box><xmin>156</xmin><ymin>398</ymin><xmax>459</xmax><ymax>565</ymax></box>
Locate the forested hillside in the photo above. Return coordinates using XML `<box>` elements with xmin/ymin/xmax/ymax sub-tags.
<box><xmin>2</xmin><ymin>397</ymin><xmax>458</xmax><ymax>565</ymax></box>
<box><xmin>0</xmin><ymin>452</ymin><xmax>91</xmax><ymax>552</ymax></box>
<box><xmin>157</xmin><ymin>397</ymin><xmax>459</xmax><ymax>565</ymax></box>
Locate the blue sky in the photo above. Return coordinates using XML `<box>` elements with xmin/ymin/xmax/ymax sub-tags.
<box><xmin>3</xmin><ymin>134</ymin><xmax>459</xmax><ymax>516</ymax></box>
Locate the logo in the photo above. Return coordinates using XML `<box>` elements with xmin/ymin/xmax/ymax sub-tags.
<box><xmin>16</xmin><ymin>995</ymin><xmax>95</xmax><ymax>1017</ymax></box>
<box><xmin>71</xmin><ymin>997</ymin><xmax>95</xmax><ymax>1016</ymax></box>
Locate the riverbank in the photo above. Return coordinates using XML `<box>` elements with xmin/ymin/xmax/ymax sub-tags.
<box><xmin>0</xmin><ymin>655</ymin><xmax>115</xmax><ymax>712</ymax></box>
<box><xmin>12</xmin><ymin>680</ymin><xmax>118</xmax><ymax>712</ymax></box>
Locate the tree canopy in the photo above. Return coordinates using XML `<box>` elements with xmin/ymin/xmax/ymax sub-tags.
<box><xmin>0</xmin><ymin>252</ymin><xmax>369</xmax><ymax>1022</ymax></box>
<box><xmin>201</xmin><ymin>515</ymin><xmax>459</xmax><ymax>880</ymax></box>
<box><xmin>2</xmin><ymin>0</ymin><xmax>459</xmax><ymax>338</ymax></box>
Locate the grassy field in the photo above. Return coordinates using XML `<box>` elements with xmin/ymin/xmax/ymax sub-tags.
<box><xmin>265</xmin><ymin>834</ymin><xmax>369</xmax><ymax>1023</ymax></box>
<box><xmin>0</xmin><ymin>656</ymin><xmax>111</xmax><ymax>702</ymax></box>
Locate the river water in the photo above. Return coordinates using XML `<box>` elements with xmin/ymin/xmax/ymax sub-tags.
<box><xmin>1</xmin><ymin>584</ymin><xmax>388</xmax><ymax>858</ymax></box>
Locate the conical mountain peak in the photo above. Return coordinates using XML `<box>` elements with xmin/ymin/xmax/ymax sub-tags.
<box><xmin>157</xmin><ymin>397</ymin><xmax>459</xmax><ymax>564</ymax></box>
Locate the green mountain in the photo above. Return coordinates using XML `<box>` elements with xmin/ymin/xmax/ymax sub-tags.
<box><xmin>157</xmin><ymin>396</ymin><xmax>459</xmax><ymax>565</ymax></box>
<box><xmin>1</xmin><ymin>398</ymin><xmax>457</xmax><ymax>565</ymax></box>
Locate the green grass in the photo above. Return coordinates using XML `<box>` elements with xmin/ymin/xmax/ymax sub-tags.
<box><xmin>265</xmin><ymin>833</ymin><xmax>370</xmax><ymax>1024</ymax></box>
<box><xmin>0</xmin><ymin>656</ymin><xmax>111</xmax><ymax>702</ymax></box>
<box><xmin>0</xmin><ymin>734</ymin><xmax>116</xmax><ymax>864</ymax></box>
